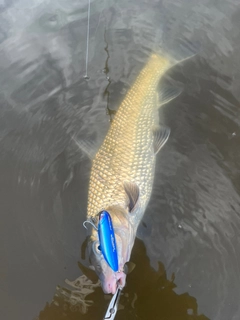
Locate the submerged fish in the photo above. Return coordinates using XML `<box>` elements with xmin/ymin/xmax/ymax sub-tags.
<box><xmin>85</xmin><ymin>43</ymin><xmax>196</xmax><ymax>294</ymax></box>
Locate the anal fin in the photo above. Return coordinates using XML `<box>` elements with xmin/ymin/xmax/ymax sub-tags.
<box><xmin>72</xmin><ymin>136</ymin><xmax>97</xmax><ymax>160</ymax></box>
<box><xmin>153</xmin><ymin>126</ymin><xmax>170</xmax><ymax>154</ymax></box>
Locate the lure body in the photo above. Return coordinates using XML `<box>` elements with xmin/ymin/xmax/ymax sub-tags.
<box><xmin>98</xmin><ymin>211</ymin><xmax>118</xmax><ymax>272</ymax></box>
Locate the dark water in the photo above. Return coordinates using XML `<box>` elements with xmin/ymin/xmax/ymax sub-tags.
<box><xmin>1</xmin><ymin>0</ymin><xmax>240</xmax><ymax>319</ymax></box>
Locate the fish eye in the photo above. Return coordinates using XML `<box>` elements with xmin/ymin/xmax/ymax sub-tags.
<box><xmin>92</xmin><ymin>241</ymin><xmax>101</xmax><ymax>255</ymax></box>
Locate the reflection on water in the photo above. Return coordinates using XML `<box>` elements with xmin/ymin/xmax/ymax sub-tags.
<box><xmin>37</xmin><ymin>239</ymin><xmax>209</xmax><ymax>320</ymax></box>
<box><xmin>1</xmin><ymin>0</ymin><xmax>240</xmax><ymax>320</ymax></box>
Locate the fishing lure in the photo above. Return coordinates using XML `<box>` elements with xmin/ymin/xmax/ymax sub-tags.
<box><xmin>83</xmin><ymin>210</ymin><xmax>119</xmax><ymax>272</ymax></box>
<box><xmin>98</xmin><ymin>211</ymin><xmax>119</xmax><ymax>272</ymax></box>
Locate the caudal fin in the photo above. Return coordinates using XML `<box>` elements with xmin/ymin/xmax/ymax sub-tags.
<box><xmin>159</xmin><ymin>37</ymin><xmax>200</xmax><ymax>66</ymax></box>
<box><xmin>171</xmin><ymin>38</ymin><xmax>200</xmax><ymax>63</ymax></box>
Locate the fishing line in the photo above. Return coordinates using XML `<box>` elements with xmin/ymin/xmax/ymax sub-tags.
<box><xmin>84</xmin><ymin>0</ymin><xmax>91</xmax><ymax>80</ymax></box>
<box><xmin>103</xmin><ymin>28</ymin><xmax>114</xmax><ymax>122</ymax></box>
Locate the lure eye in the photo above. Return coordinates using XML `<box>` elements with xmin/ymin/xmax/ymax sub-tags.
<box><xmin>93</xmin><ymin>241</ymin><xmax>101</xmax><ymax>255</ymax></box>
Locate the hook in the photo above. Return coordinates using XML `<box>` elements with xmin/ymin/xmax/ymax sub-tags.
<box><xmin>83</xmin><ymin>218</ymin><xmax>98</xmax><ymax>231</ymax></box>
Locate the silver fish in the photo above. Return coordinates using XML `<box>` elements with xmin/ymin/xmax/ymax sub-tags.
<box><xmin>85</xmin><ymin>44</ymin><xmax>196</xmax><ymax>294</ymax></box>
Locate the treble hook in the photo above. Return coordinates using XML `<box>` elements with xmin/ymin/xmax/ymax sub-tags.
<box><xmin>83</xmin><ymin>217</ymin><xmax>98</xmax><ymax>231</ymax></box>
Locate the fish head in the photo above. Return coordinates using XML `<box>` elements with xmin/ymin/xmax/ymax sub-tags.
<box><xmin>88</xmin><ymin>235</ymin><xmax>126</xmax><ymax>294</ymax></box>
<box><xmin>88</xmin><ymin>206</ymin><xmax>134</xmax><ymax>294</ymax></box>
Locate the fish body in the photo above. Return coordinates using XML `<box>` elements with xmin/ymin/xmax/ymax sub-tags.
<box><xmin>85</xmin><ymin>43</ymin><xmax>196</xmax><ymax>293</ymax></box>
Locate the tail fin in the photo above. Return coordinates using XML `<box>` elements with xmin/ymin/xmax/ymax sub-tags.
<box><xmin>154</xmin><ymin>8</ymin><xmax>201</xmax><ymax>65</ymax></box>
<box><xmin>158</xmin><ymin>38</ymin><xmax>200</xmax><ymax>66</ymax></box>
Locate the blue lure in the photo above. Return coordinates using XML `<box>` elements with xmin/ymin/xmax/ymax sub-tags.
<box><xmin>98</xmin><ymin>211</ymin><xmax>119</xmax><ymax>272</ymax></box>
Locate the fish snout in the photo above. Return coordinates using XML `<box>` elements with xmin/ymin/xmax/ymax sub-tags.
<box><xmin>102</xmin><ymin>277</ymin><xmax>118</xmax><ymax>294</ymax></box>
<box><xmin>101</xmin><ymin>271</ymin><xmax>126</xmax><ymax>294</ymax></box>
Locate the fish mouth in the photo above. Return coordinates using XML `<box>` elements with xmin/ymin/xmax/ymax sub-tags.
<box><xmin>117</xmin><ymin>270</ymin><xmax>126</xmax><ymax>288</ymax></box>
<box><xmin>101</xmin><ymin>271</ymin><xmax>126</xmax><ymax>294</ymax></box>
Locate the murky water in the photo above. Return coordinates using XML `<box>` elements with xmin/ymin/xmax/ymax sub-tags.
<box><xmin>1</xmin><ymin>0</ymin><xmax>240</xmax><ymax>319</ymax></box>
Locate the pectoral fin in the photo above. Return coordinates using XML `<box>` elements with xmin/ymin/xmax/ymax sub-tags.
<box><xmin>123</xmin><ymin>261</ymin><xmax>136</xmax><ymax>274</ymax></box>
<box><xmin>153</xmin><ymin>126</ymin><xmax>170</xmax><ymax>154</ymax></box>
<box><xmin>77</xmin><ymin>261</ymin><xmax>99</xmax><ymax>282</ymax></box>
<box><xmin>124</xmin><ymin>181</ymin><xmax>140</xmax><ymax>213</ymax></box>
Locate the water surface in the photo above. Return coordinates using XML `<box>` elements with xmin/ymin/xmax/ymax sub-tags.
<box><xmin>1</xmin><ymin>0</ymin><xmax>240</xmax><ymax>319</ymax></box>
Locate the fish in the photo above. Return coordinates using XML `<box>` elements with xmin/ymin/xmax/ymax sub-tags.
<box><xmin>84</xmin><ymin>41</ymin><xmax>197</xmax><ymax>295</ymax></box>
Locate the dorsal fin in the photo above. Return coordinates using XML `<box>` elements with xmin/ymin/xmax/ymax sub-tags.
<box><xmin>158</xmin><ymin>86</ymin><xmax>182</xmax><ymax>107</ymax></box>
<box><xmin>123</xmin><ymin>181</ymin><xmax>140</xmax><ymax>213</ymax></box>
<box><xmin>153</xmin><ymin>126</ymin><xmax>170</xmax><ymax>154</ymax></box>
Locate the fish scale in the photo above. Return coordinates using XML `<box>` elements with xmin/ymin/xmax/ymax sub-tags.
<box><xmin>87</xmin><ymin>54</ymin><xmax>171</xmax><ymax>222</ymax></box>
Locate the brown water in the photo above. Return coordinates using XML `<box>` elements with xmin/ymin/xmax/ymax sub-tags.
<box><xmin>1</xmin><ymin>0</ymin><xmax>240</xmax><ymax>319</ymax></box>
